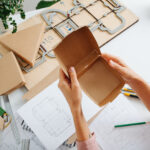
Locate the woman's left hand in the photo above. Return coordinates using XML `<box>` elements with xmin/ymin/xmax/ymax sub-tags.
<box><xmin>58</xmin><ymin>67</ymin><xmax>82</xmax><ymax>112</ymax></box>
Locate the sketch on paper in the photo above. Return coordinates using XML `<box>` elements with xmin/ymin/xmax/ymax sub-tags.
<box><xmin>32</xmin><ymin>97</ymin><xmax>72</xmax><ymax>137</ymax></box>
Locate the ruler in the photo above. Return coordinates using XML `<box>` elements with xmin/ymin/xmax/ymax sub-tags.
<box><xmin>21</xmin><ymin>139</ymin><xmax>30</xmax><ymax>150</ymax></box>
<box><xmin>3</xmin><ymin>95</ymin><xmax>21</xmax><ymax>145</ymax></box>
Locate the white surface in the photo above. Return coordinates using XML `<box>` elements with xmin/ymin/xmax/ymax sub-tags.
<box><xmin>18</xmin><ymin>81</ymin><xmax>101</xmax><ymax>150</ymax></box>
<box><xmin>90</xmin><ymin>94</ymin><xmax>150</xmax><ymax>150</ymax></box>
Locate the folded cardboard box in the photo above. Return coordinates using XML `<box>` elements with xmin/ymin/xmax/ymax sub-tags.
<box><xmin>54</xmin><ymin>26</ymin><xmax>124</xmax><ymax>106</ymax></box>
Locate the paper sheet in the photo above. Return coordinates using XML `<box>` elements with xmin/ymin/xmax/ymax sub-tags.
<box><xmin>18</xmin><ymin>80</ymin><xmax>101</xmax><ymax>150</ymax></box>
<box><xmin>90</xmin><ymin>94</ymin><xmax>150</xmax><ymax>150</ymax></box>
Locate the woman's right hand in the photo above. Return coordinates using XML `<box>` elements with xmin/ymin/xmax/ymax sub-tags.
<box><xmin>102</xmin><ymin>53</ymin><xmax>142</xmax><ymax>85</ymax></box>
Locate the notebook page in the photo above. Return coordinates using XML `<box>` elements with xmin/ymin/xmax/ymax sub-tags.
<box><xmin>18</xmin><ymin>80</ymin><xmax>101</xmax><ymax>150</ymax></box>
<box><xmin>90</xmin><ymin>94</ymin><xmax>150</xmax><ymax>150</ymax></box>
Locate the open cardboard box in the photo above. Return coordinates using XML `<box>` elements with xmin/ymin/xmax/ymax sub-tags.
<box><xmin>54</xmin><ymin>26</ymin><xmax>124</xmax><ymax>106</ymax></box>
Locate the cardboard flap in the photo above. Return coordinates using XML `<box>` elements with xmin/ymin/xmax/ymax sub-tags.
<box><xmin>54</xmin><ymin>26</ymin><xmax>101</xmax><ymax>75</ymax></box>
<box><xmin>0</xmin><ymin>23</ymin><xmax>45</xmax><ymax>66</ymax></box>
<box><xmin>75</xmin><ymin>50</ymin><xmax>100</xmax><ymax>77</ymax></box>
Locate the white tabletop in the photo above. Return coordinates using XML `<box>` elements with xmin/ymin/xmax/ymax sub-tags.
<box><xmin>10</xmin><ymin>0</ymin><xmax>150</xmax><ymax>130</ymax></box>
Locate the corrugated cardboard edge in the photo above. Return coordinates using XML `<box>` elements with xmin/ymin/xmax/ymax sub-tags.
<box><xmin>23</xmin><ymin>66</ymin><xmax>59</xmax><ymax>100</ymax></box>
<box><xmin>30</xmin><ymin>23</ymin><xmax>46</xmax><ymax>66</ymax></box>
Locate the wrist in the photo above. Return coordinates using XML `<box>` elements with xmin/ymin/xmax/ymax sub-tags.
<box><xmin>70</xmin><ymin>105</ymin><xmax>83</xmax><ymax>116</ymax></box>
<box><xmin>128</xmin><ymin>75</ymin><xmax>147</xmax><ymax>91</ymax></box>
<box><xmin>125</xmin><ymin>68</ymin><xmax>143</xmax><ymax>85</ymax></box>
<box><xmin>128</xmin><ymin>74</ymin><xmax>144</xmax><ymax>87</ymax></box>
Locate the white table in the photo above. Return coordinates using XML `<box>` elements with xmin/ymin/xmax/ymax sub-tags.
<box><xmin>2</xmin><ymin>0</ymin><xmax>150</xmax><ymax>149</ymax></box>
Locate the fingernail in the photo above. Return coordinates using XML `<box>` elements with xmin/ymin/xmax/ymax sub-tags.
<box><xmin>69</xmin><ymin>67</ymin><xmax>75</xmax><ymax>72</ymax></box>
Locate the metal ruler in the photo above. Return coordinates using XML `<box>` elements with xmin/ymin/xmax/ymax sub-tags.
<box><xmin>21</xmin><ymin>139</ymin><xmax>30</xmax><ymax>150</ymax></box>
<box><xmin>3</xmin><ymin>95</ymin><xmax>21</xmax><ymax>145</ymax></box>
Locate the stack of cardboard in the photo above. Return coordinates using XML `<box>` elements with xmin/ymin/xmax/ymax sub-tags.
<box><xmin>0</xmin><ymin>23</ymin><xmax>46</xmax><ymax>95</ymax></box>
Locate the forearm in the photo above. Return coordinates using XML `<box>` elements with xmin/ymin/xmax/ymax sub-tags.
<box><xmin>71</xmin><ymin>106</ymin><xmax>90</xmax><ymax>141</ymax></box>
<box><xmin>128</xmin><ymin>76</ymin><xmax>150</xmax><ymax>110</ymax></box>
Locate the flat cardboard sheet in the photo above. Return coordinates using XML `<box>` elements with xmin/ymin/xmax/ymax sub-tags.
<box><xmin>0</xmin><ymin>44</ymin><xmax>9</xmax><ymax>56</ymax></box>
<box><xmin>0</xmin><ymin>52</ymin><xmax>25</xmax><ymax>95</ymax></box>
<box><xmin>23</xmin><ymin>65</ymin><xmax>59</xmax><ymax>100</ymax></box>
<box><xmin>0</xmin><ymin>23</ymin><xmax>45</xmax><ymax>66</ymax></box>
<box><xmin>24</xmin><ymin>57</ymin><xmax>59</xmax><ymax>90</ymax></box>
<box><xmin>54</xmin><ymin>27</ymin><xmax>124</xmax><ymax>106</ymax></box>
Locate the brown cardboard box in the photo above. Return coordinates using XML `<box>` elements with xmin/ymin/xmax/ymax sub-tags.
<box><xmin>0</xmin><ymin>52</ymin><xmax>25</xmax><ymax>95</ymax></box>
<box><xmin>0</xmin><ymin>23</ymin><xmax>45</xmax><ymax>66</ymax></box>
<box><xmin>54</xmin><ymin>27</ymin><xmax>124</xmax><ymax>106</ymax></box>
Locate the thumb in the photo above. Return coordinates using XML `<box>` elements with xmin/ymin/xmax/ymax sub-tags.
<box><xmin>109</xmin><ymin>60</ymin><xmax>126</xmax><ymax>76</ymax></box>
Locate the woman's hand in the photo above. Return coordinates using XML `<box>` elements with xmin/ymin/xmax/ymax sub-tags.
<box><xmin>58</xmin><ymin>67</ymin><xmax>82</xmax><ymax>112</ymax></box>
<box><xmin>102</xmin><ymin>53</ymin><xmax>141</xmax><ymax>84</ymax></box>
<box><xmin>58</xmin><ymin>67</ymin><xmax>91</xmax><ymax>141</ymax></box>
<box><xmin>102</xmin><ymin>53</ymin><xmax>150</xmax><ymax>111</ymax></box>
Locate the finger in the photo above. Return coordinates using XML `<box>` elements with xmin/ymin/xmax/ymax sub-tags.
<box><xmin>59</xmin><ymin>69</ymin><xmax>66</xmax><ymax>81</ymax></box>
<box><xmin>102</xmin><ymin>53</ymin><xmax>119</xmax><ymax>62</ymax></box>
<box><xmin>102</xmin><ymin>53</ymin><xmax>126</xmax><ymax>67</ymax></box>
<box><xmin>59</xmin><ymin>69</ymin><xmax>70</xmax><ymax>89</ymax></box>
<box><xmin>109</xmin><ymin>60</ymin><xmax>127</xmax><ymax>76</ymax></box>
<box><xmin>58</xmin><ymin>80</ymin><xmax>70</xmax><ymax>91</ymax></box>
<box><xmin>68</xmin><ymin>67</ymin><xmax>79</xmax><ymax>88</ymax></box>
<box><xmin>102</xmin><ymin>53</ymin><xmax>111</xmax><ymax>62</ymax></box>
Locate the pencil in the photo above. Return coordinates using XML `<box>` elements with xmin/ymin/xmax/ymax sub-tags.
<box><xmin>123</xmin><ymin>93</ymin><xmax>139</xmax><ymax>98</ymax></box>
<box><xmin>114</xmin><ymin>121</ymin><xmax>150</xmax><ymax>128</ymax></box>
<box><xmin>122</xmin><ymin>88</ymin><xmax>134</xmax><ymax>93</ymax></box>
